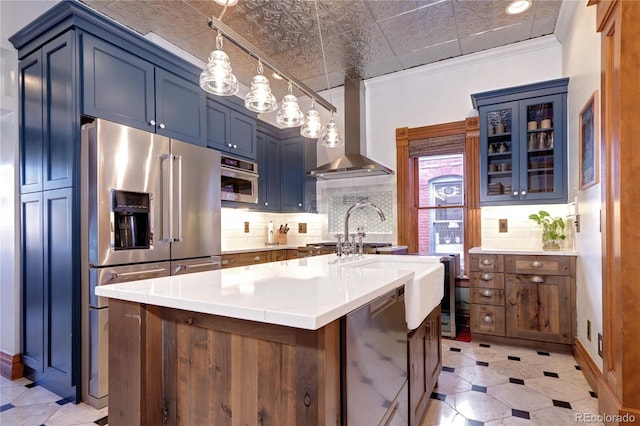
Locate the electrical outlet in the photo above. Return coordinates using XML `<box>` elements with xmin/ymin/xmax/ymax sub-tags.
<box><xmin>598</xmin><ymin>333</ymin><xmax>603</xmax><ymax>357</ymax></box>
<box><xmin>499</xmin><ymin>219</ymin><xmax>508</xmax><ymax>233</ymax></box>
<box><xmin>244</xmin><ymin>221</ymin><xmax>249</xmax><ymax>233</ymax></box>
<box><xmin>298</xmin><ymin>223</ymin><xmax>307</xmax><ymax>234</ymax></box>
<box><xmin>575</xmin><ymin>214</ymin><xmax>581</xmax><ymax>233</ymax></box>
<box><xmin>587</xmin><ymin>320</ymin><xmax>591</xmax><ymax>341</ymax></box>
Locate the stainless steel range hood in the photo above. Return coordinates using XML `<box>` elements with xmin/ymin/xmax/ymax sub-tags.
<box><xmin>308</xmin><ymin>79</ymin><xmax>393</xmax><ymax>180</ymax></box>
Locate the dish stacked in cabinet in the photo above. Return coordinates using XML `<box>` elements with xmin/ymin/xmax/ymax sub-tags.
<box><xmin>469</xmin><ymin>252</ymin><xmax>576</xmax><ymax>349</ymax></box>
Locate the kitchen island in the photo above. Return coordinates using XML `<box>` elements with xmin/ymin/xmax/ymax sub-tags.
<box><xmin>96</xmin><ymin>254</ymin><xmax>444</xmax><ymax>425</ymax></box>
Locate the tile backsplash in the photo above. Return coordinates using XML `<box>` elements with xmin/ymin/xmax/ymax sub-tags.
<box><xmin>481</xmin><ymin>204</ymin><xmax>575</xmax><ymax>251</ymax></box>
<box><xmin>220</xmin><ymin>208</ymin><xmax>323</xmax><ymax>251</ymax></box>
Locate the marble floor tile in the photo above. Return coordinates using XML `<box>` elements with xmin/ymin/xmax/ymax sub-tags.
<box><xmin>487</xmin><ymin>382</ymin><xmax>553</xmax><ymax>411</ymax></box>
<box><xmin>448</xmin><ymin>390</ymin><xmax>512</xmax><ymax>422</ymax></box>
<box><xmin>11</xmin><ymin>385</ymin><xmax>62</xmax><ymax>406</ymax></box>
<box><xmin>433</xmin><ymin>370</ymin><xmax>472</xmax><ymax>395</ymax></box>
<box><xmin>0</xmin><ymin>402</ymin><xmax>60</xmax><ymax>426</ymax></box>
<box><xmin>45</xmin><ymin>402</ymin><xmax>109</xmax><ymax>426</ymax></box>
<box><xmin>525</xmin><ymin>375</ymin><xmax>593</xmax><ymax>402</ymax></box>
<box><xmin>530</xmin><ymin>405</ymin><xmax>587</xmax><ymax>425</ymax></box>
<box><xmin>452</xmin><ymin>364</ymin><xmax>510</xmax><ymax>387</ymax></box>
<box><xmin>420</xmin><ymin>399</ymin><xmax>467</xmax><ymax>426</ymax></box>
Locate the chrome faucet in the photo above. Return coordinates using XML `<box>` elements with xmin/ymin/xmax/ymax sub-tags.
<box><xmin>338</xmin><ymin>201</ymin><xmax>386</xmax><ymax>259</ymax></box>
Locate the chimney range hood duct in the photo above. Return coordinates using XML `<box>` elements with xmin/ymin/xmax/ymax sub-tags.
<box><xmin>308</xmin><ymin>79</ymin><xmax>393</xmax><ymax>180</ymax></box>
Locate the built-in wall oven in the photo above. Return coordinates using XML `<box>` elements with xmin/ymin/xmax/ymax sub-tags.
<box><xmin>220</xmin><ymin>154</ymin><xmax>258</xmax><ymax>204</ymax></box>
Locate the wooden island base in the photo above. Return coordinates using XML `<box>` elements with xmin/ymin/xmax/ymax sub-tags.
<box><xmin>108</xmin><ymin>299</ymin><xmax>340</xmax><ymax>426</ymax></box>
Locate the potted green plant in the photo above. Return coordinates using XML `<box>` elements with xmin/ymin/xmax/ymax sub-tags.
<box><xmin>528</xmin><ymin>210</ymin><xmax>566</xmax><ymax>250</ymax></box>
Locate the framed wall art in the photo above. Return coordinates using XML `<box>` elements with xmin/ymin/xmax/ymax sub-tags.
<box><xmin>579</xmin><ymin>90</ymin><xmax>599</xmax><ymax>190</ymax></box>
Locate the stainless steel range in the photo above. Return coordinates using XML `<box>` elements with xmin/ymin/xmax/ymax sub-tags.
<box><xmin>80</xmin><ymin>119</ymin><xmax>222</xmax><ymax>408</ymax></box>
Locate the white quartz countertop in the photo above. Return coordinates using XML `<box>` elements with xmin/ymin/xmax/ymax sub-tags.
<box><xmin>469</xmin><ymin>247</ymin><xmax>577</xmax><ymax>256</ymax></box>
<box><xmin>221</xmin><ymin>245</ymin><xmax>300</xmax><ymax>254</ymax></box>
<box><xmin>95</xmin><ymin>254</ymin><xmax>421</xmax><ymax>330</ymax></box>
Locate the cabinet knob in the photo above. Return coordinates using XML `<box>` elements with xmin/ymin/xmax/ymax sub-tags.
<box><xmin>482</xmin><ymin>314</ymin><xmax>494</xmax><ymax>324</ymax></box>
<box><xmin>480</xmin><ymin>259</ymin><xmax>493</xmax><ymax>266</ymax></box>
<box><xmin>227</xmin><ymin>143</ymin><xmax>232</xmax><ymax>148</ymax></box>
<box><xmin>254</xmin><ymin>256</ymin><xmax>261</xmax><ymax>262</ymax></box>
<box><xmin>521</xmin><ymin>190</ymin><xmax>527</xmax><ymax>195</ymax></box>
<box><xmin>264</xmin><ymin>202</ymin><xmax>268</xmax><ymax>206</ymax></box>
<box><xmin>513</xmin><ymin>191</ymin><xmax>519</xmax><ymax>196</ymax></box>
<box><xmin>481</xmin><ymin>289</ymin><xmax>493</xmax><ymax>298</ymax></box>
<box><xmin>149</xmin><ymin>119</ymin><xmax>156</xmax><ymax>126</ymax></box>
<box><xmin>159</xmin><ymin>123</ymin><xmax>166</xmax><ymax>129</ymax></box>
<box><xmin>530</xmin><ymin>260</ymin><xmax>543</xmax><ymax>268</ymax></box>
<box><xmin>480</xmin><ymin>273</ymin><xmax>493</xmax><ymax>281</ymax></box>
<box><xmin>529</xmin><ymin>275</ymin><xmax>544</xmax><ymax>283</ymax></box>
<box><xmin>221</xmin><ymin>259</ymin><xmax>229</xmax><ymax>265</ymax></box>
<box><xmin>298</xmin><ymin>203</ymin><xmax>302</xmax><ymax>207</ymax></box>
<box><xmin>233</xmin><ymin>144</ymin><xmax>237</xmax><ymax>149</ymax></box>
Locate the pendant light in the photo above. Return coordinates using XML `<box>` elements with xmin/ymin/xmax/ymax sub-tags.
<box><xmin>276</xmin><ymin>81</ymin><xmax>305</xmax><ymax>127</ymax></box>
<box><xmin>199</xmin><ymin>32</ymin><xmax>239</xmax><ymax>96</ymax></box>
<box><xmin>320</xmin><ymin>114</ymin><xmax>343</xmax><ymax>147</ymax></box>
<box><xmin>245</xmin><ymin>59</ymin><xmax>277</xmax><ymax>113</ymax></box>
<box><xmin>314</xmin><ymin>0</ymin><xmax>343</xmax><ymax>146</ymax></box>
<box><xmin>300</xmin><ymin>99</ymin><xmax>322</xmax><ymax>139</ymax></box>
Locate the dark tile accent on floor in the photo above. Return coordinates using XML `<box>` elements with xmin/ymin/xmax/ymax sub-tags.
<box><xmin>382</xmin><ymin>399</ymin><xmax>392</xmax><ymax>409</ymax></box>
<box><xmin>361</xmin><ymin>377</ymin><xmax>373</xmax><ymax>385</ymax></box>
<box><xmin>476</xmin><ymin>361</ymin><xmax>489</xmax><ymax>367</ymax></box>
<box><xmin>553</xmin><ymin>400</ymin><xmax>572</xmax><ymax>409</ymax></box>
<box><xmin>543</xmin><ymin>371</ymin><xmax>559</xmax><ymax>378</ymax></box>
<box><xmin>430</xmin><ymin>392</ymin><xmax>447</xmax><ymax>401</ymax></box>
<box><xmin>442</xmin><ymin>366</ymin><xmax>455</xmax><ymax>373</ymax></box>
<box><xmin>25</xmin><ymin>382</ymin><xmax>37</xmax><ymax>388</ymax></box>
<box><xmin>512</xmin><ymin>408</ymin><xmax>531</xmax><ymax>419</ymax></box>
<box><xmin>509</xmin><ymin>378</ymin><xmax>525</xmax><ymax>385</ymax></box>
<box><xmin>590</xmin><ymin>391</ymin><xmax>597</xmax><ymax>398</ymax></box>
<box><xmin>575</xmin><ymin>365</ymin><xmax>582</xmax><ymax>370</ymax></box>
<box><xmin>450</xmin><ymin>347</ymin><xmax>461</xmax><ymax>352</ymax></box>
<box><xmin>537</xmin><ymin>351</ymin><xmax>550</xmax><ymax>356</ymax></box>
<box><xmin>467</xmin><ymin>419</ymin><xmax>484</xmax><ymax>426</ymax></box>
<box><xmin>380</xmin><ymin>355</ymin><xmax>392</xmax><ymax>362</ymax></box>
<box><xmin>471</xmin><ymin>385</ymin><xmax>487</xmax><ymax>393</ymax></box>
<box><xmin>0</xmin><ymin>403</ymin><xmax>14</xmax><ymax>413</ymax></box>
<box><xmin>508</xmin><ymin>355</ymin><xmax>521</xmax><ymax>361</ymax></box>
<box><xmin>479</xmin><ymin>343</ymin><xmax>491</xmax><ymax>348</ymax></box>
<box><xmin>95</xmin><ymin>416</ymin><xmax>109</xmax><ymax>426</ymax></box>
<box><xmin>55</xmin><ymin>398</ymin><xmax>70</xmax><ymax>406</ymax></box>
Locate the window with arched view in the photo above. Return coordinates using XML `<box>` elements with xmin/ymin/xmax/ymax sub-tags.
<box><xmin>417</xmin><ymin>154</ymin><xmax>464</xmax><ymax>260</ymax></box>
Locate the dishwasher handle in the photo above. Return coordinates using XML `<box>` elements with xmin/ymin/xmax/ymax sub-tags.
<box><xmin>369</xmin><ymin>286</ymin><xmax>404</xmax><ymax>319</ymax></box>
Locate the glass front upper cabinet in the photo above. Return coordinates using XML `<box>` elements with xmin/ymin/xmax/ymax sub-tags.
<box><xmin>473</xmin><ymin>79</ymin><xmax>568</xmax><ymax>206</ymax></box>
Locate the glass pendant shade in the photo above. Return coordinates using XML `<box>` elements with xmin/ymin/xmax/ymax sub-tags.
<box><xmin>300</xmin><ymin>102</ymin><xmax>322</xmax><ymax>138</ymax></box>
<box><xmin>321</xmin><ymin>116</ymin><xmax>343</xmax><ymax>147</ymax></box>
<box><xmin>199</xmin><ymin>34</ymin><xmax>239</xmax><ymax>96</ymax></box>
<box><xmin>245</xmin><ymin>61</ymin><xmax>277</xmax><ymax>113</ymax></box>
<box><xmin>276</xmin><ymin>82</ymin><xmax>305</xmax><ymax>127</ymax></box>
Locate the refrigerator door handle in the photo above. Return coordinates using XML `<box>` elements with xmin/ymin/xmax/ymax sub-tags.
<box><xmin>175</xmin><ymin>155</ymin><xmax>183</xmax><ymax>242</ymax></box>
<box><xmin>160</xmin><ymin>153</ymin><xmax>174</xmax><ymax>243</ymax></box>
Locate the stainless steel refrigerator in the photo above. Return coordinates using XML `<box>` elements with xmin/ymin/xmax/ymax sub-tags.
<box><xmin>80</xmin><ymin>118</ymin><xmax>221</xmax><ymax>408</ymax></box>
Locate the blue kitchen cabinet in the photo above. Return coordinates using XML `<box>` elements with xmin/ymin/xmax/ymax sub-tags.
<box><xmin>257</xmin><ymin>131</ymin><xmax>280</xmax><ymax>211</ymax></box>
<box><xmin>280</xmin><ymin>137</ymin><xmax>306</xmax><ymax>212</ymax></box>
<box><xmin>21</xmin><ymin>188</ymin><xmax>78</xmax><ymax>403</ymax></box>
<box><xmin>207</xmin><ymin>97</ymin><xmax>257</xmax><ymax>160</ymax></box>
<box><xmin>19</xmin><ymin>31</ymin><xmax>77</xmax><ymax>193</ymax></box>
<box><xmin>82</xmin><ymin>34</ymin><xmax>206</xmax><ymax>146</ymax></box>
<box><xmin>472</xmin><ymin>78</ymin><xmax>568</xmax><ymax>206</ymax></box>
<box><xmin>256</xmin><ymin>124</ymin><xmax>317</xmax><ymax>213</ymax></box>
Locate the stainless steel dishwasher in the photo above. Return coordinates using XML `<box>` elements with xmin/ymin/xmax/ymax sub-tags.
<box><xmin>343</xmin><ymin>286</ymin><xmax>409</xmax><ymax>425</ymax></box>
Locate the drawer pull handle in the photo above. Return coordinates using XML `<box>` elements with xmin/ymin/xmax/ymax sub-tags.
<box><xmin>480</xmin><ymin>273</ymin><xmax>493</xmax><ymax>281</ymax></box>
<box><xmin>531</xmin><ymin>261</ymin><xmax>543</xmax><ymax>268</ymax></box>
<box><xmin>482</xmin><ymin>314</ymin><xmax>494</xmax><ymax>324</ymax></box>
<box><xmin>481</xmin><ymin>259</ymin><xmax>493</xmax><ymax>266</ymax></box>
<box><xmin>529</xmin><ymin>275</ymin><xmax>544</xmax><ymax>283</ymax></box>
<box><xmin>254</xmin><ymin>256</ymin><xmax>261</xmax><ymax>262</ymax></box>
<box><xmin>481</xmin><ymin>289</ymin><xmax>493</xmax><ymax>298</ymax></box>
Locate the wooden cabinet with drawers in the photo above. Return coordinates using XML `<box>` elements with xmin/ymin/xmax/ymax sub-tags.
<box><xmin>469</xmin><ymin>251</ymin><xmax>576</xmax><ymax>348</ymax></box>
<box><xmin>221</xmin><ymin>249</ymin><xmax>299</xmax><ymax>268</ymax></box>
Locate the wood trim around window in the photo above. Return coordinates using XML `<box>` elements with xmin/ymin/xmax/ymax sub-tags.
<box><xmin>396</xmin><ymin>120</ymin><xmax>480</xmax><ymax>276</ymax></box>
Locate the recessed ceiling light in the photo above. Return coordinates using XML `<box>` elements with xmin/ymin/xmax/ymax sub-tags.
<box><xmin>214</xmin><ymin>0</ymin><xmax>238</xmax><ymax>6</ymax></box>
<box><xmin>506</xmin><ymin>0</ymin><xmax>531</xmax><ymax>15</ymax></box>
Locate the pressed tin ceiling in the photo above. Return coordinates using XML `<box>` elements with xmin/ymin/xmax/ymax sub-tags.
<box><xmin>79</xmin><ymin>0</ymin><xmax>563</xmax><ymax>98</ymax></box>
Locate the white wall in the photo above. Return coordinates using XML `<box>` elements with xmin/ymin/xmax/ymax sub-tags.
<box><xmin>0</xmin><ymin>0</ymin><xmax>58</xmax><ymax>358</ymax></box>
<box><xmin>560</xmin><ymin>1</ymin><xmax>603</xmax><ymax>370</ymax></box>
